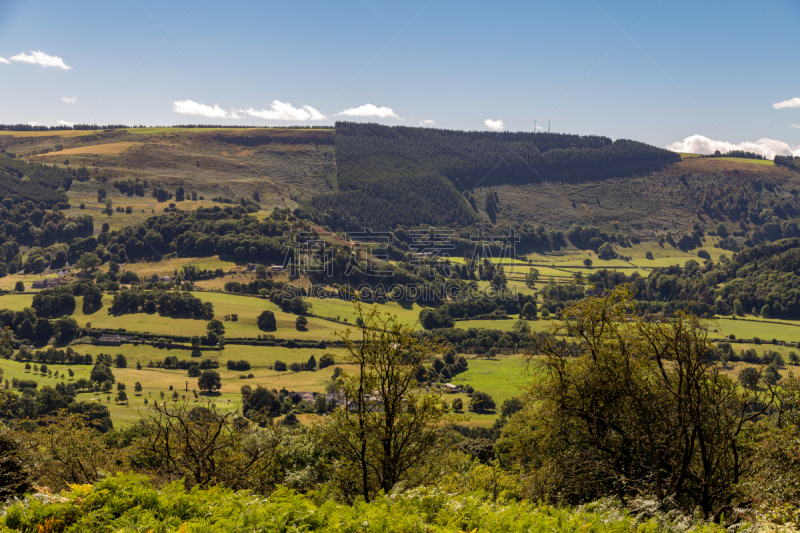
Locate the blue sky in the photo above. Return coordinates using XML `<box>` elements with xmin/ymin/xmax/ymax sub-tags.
<box><xmin>1</xmin><ymin>0</ymin><xmax>799</xmax><ymax>156</ymax></box>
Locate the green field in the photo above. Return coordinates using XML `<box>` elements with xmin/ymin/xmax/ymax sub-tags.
<box><xmin>0</xmin><ymin>292</ymin><xmax>347</xmax><ymax>341</ymax></box>
<box><xmin>121</xmin><ymin>256</ymin><xmax>236</xmax><ymax>278</ymax></box>
<box><xmin>676</xmin><ymin>154</ymin><xmax>773</xmax><ymax>165</ymax></box>
<box><xmin>0</xmin><ymin>337</ymin><xmax>522</xmax><ymax>427</ymax></box>
<box><xmin>448</xmin><ymin>354</ymin><xmax>537</xmax><ymax>422</ymax></box>
<box><xmin>717</xmin><ymin>157</ymin><xmax>774</xmax><ymax>165</ymax></box>
<box><xmin>309</xmin><ymin>297</ymin><xmax>426</xmax><ymax>328</ymax></box>
<box><xmin>0</xmin><ymin>342</ymin><xmax>352</xmax><ymax>426</ymax></box>
<box><xmin>455</xmin><ymin>317</ymin><xmax>554</xmax><ymax>332</ymax></box>
<box><xmin>522</xmin><ymin>240</ymin><xmax>728</xmax><ymax>272</ymax></box>
<box><xmin>715</xmin><ymin>318</ymin><xmax>800</xmax><ymax>343</ymax></box>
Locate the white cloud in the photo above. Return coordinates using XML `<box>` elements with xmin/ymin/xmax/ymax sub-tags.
<box><xmin>242</xmin><ymin>100</ymin><xmax>325</xmax><ymax>121</ymax></box>
<box><xmin>773</xmin><ymin>97</ymin><xmax>800</xmax><ymax>110</ymax></box>
<box><xmin>0</xmin><ymin>57</ymin><xmax>9</xmax><ymax>64</ymax></box>
<box><xmin>61</xmin><ymin>96</ymin><xmax>77</xmax><ymax>104</ymax></box>
<box><xmin>791</xmin><ymin>124</ymin><xmax>800</xmax><ymax>130</ymax></box>
<box><xmin>58</xmin><ymin>120</ymin><xmax>75</xmax><ymax>127</ymax></box>
<box><xmin>10</xmin><ymin>50</ymin><xmax>71</xmax><ymax>70</ymax></box>
<box><xmin>666</xmin><ymin>134</ymin><xmax>800</xmax><ymax>159</ymax></box>
<box><xmin>27</xmin><ymin>122</ymin><xmax>39</xmax><ymax>126</ymax></box>
<box><xmin>173</xmin><ymin>100</ymin><xmax>239</xmax><ymax>119</ymax></box>
<box><xmin>484</xmin><ymin>118</ymin><xmax>505</xmax><ymax>131</ymax></box>
<box><xmin>336</xmin><ymin>104</ymin><xmax>400</xmax><ymax>119</ymax></box>
<box><xmin>418</xmin><ymin>119</ymin><xmax>436</xmax><ymax>127</ymax></box>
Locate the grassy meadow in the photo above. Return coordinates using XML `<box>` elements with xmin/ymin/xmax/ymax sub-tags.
<box><xmin>448</xmin><ymin>354</ymin><xmax>534</xmax><ymax>414</ymax></box>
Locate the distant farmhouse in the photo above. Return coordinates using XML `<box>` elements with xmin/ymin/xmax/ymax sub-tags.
<box><xmin>94</xmin><ymin>333</ymin><xmax>133</xmax><ymax>346</ymax></box>
<box><xmin>289</xmin><ymin>392</ymin><xmax>315</xmax><ymax>403</ymax></box>
<box><xmin>443</xmin><ymin>383</ymin><xmax>462</xmax><ymax>393</ymax></box>
<box><xmin>31</xmin><ymin>278</ymin><xmax>63</xmax><ymax>289</ymax></box>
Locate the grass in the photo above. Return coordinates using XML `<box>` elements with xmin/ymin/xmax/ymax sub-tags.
<box><xmin>471</xmin><ymin>280</ymin><xmax>539</xmax><ymax>297</ymax></box>
<box><xmin>192</xmin><ymin>292</ymin><xmax>345</xmax><ymax>341</ymax></box>
<box><xmin>125</xmin><ymin>127</ymin><xmax>333</xmax><ymax>136</ymax></box>
<box><xmin>13</xmin><ymin>126</ymin><xmax>338</xmax><ymax>218</ymax></box>
<box><xmin>0</xmin><ymin>285</ymin><xmax>545</xmax><ymax>427</ymax></box>
<box><xmin>7</xmin><ymin>283</ymin><xmax>800</xmax><ymax>430</ymax></box>
<box><xmin>626</xmin><ymin>237</ymin><xmax>730</xmax><ymax>266</ymax></box>
<box><xmin>32</xmin><ymin>142</ymin><xmax>139</xmax><ymax>157</ymax></box>
<box><xmin>717</xmin><ymin>157</ymin><xmax>774</xmax><ymax>166</ymax></box>
<box><xmin>0</xmin><ymin>130</ymin><xmax>101</xmax><ymax>138</ymax></box>
<box><xmin>126</xmin><ymin>127</ymin><xmax>243</xmax><ymax>135</ymax></box>
<box><xmin>309</xmin><ymin>298</ymin><xmax>426</xmax><ymax>328</ymax></box>
<box><xmin>0</xmin><ymin>293</ymin><xmax>34</xmax><ymax>311</ymax></box>
<box><xmin>512</xmin><ymin>242</ymin><xmax>724</xmax><ymax>274</ymax></box>
<box><xmin>0</xmin><ymin>343</ymin><xmax>353</xmax><ymax>426</ymax></box>
<box><xmin>0</xmin><ymin>291</ymin><xmax>346</xmax><ymax>341</ymax></box>
<box><xmin>449</xmin><ymin>257</ymin><xmax>531</xmax><ymax>266</ymax></box>
<box><xmin>65</xmin><ymin>180</ymin><xmax>223</xmax><ymax>234</ymax></box>
<box><xmin>715</xmin><ymin>317</ymin><xmax>800</xmax><ymax>343</ymax></box>
<box><xmin>0</xmin><ymin>273</ymin><xmax>61</xmax><ymax>292</ymax></box>
<box><xmin>120</xmin><ymin>256</ymin><xmax>236</xmax><ymax>278</ymax></box>
<box><xmin>455</xmin><ymin>317</ymin><xmax>554</xmax><ymax>332</ymax></box>
<box><xmin>447</xmin><ymin>353</ymin><xmax>536</xmax><ymax>424</ymax></box>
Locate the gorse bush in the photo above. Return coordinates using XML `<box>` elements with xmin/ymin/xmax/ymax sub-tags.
<box><xmin>0</xmin><ymin>473</ymin><xmax>726</xmax><ymax>533</ymax></box>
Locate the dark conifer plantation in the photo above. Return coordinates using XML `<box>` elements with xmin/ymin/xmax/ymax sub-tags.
<box><xmin>309</xmin><ymin>122</ymin><xmax>680</xmax><ymax>229</ymax></box>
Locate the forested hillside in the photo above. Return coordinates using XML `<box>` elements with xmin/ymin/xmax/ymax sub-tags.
<box><xmin>307</xmin><ymin>122</ymin><xmax>680</xmax><ymax>230</ymax></box>
<box><xmin>0</xmin><ymin>152</ymin><xmax>73</xmax><ymax>207</ymax></box>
